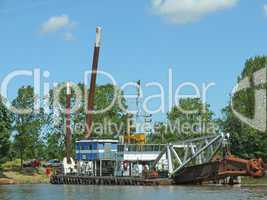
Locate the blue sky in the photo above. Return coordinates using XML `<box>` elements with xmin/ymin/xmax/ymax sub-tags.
<box><xmin>0</xmin><ymin>0</ymin><xmax>267</xmax><ymax>122</ymax></box>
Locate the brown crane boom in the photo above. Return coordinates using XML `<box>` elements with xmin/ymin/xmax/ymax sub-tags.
<box><xmin>85</xmin><ymin>26</ymin><xmax>102</xmax><ymax>139</ymax></box>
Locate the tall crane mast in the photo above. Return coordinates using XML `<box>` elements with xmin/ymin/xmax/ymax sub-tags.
<box><xmin>65</xmin><ymin>82</ymin><xmax>72</xmax><ymax>164</ymax></box>
<box><xmin>85</xmin><ymin>26</ymin><xmax>102</xmax><ymax>139</ymax></box>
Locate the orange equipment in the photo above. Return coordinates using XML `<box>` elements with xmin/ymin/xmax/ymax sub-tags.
<box><xmin>124</xmin><ymin>133</ymin><xmax>146</xmax><ymax>144</ymax></box>
<box><xmin>218</xmin><ymin>156</ymin><xmax>265</xmax><ymax>178</ymax></box>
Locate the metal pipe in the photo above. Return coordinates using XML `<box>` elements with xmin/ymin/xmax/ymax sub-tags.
<box><xmin>65</xmin><ymin>82</ymin><xmax>72</xmax><ymax>164</ymax></box>
<box><xmin>85</xmin><ymin>26</ymin><xmax>102</xmax><ymax>139</ymax></box>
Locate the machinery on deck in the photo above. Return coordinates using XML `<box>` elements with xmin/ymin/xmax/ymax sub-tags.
<box><xmin>151</xmin><ymin>133</ymin><xmax>266</xmax><ymax>184</ymax></box>
<box><xmin>123</xmin><ymin>133</ymin><xmax>146</xmax><ymax>144</ymax></box>
<box><xmin>172</xmin><ymin>155</ymin><xmax>265</xmax><ymax>184</ymax></box>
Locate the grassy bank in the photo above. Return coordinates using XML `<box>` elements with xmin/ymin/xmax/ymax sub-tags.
<box><xmin>1</xmin><ymin>171</ymin><xmax>50</xmax><ymax>184</ymax></box>
<box><xmin>0</xmin><ymin>160</ymin><xmax>49</xmax><ymax>185</ymax></box>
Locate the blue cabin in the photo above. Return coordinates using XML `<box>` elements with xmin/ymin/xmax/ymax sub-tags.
<box><xmin>76</xmin><ymin>139</ymin><xmax>118</xmax><ymax>161</ymax></box>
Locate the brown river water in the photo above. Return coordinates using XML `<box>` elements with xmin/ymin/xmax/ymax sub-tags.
<box><xmin>0</xmin><ymin>184</ymin><xmax>266</xmax><ymax>200</ymax></box>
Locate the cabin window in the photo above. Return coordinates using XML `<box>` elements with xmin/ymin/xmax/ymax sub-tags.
<box><xmin>82</xmin><ymin>155</ymin><xmax>86</xmax><ymax>160</ymax></box>
<box><xmin>81</xmin><ymin>145</ymin><xmax>86</xmax><ymax>150</ymax></box>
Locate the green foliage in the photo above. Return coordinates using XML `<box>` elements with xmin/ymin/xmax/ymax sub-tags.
<box><xmin>1</xmin><ymin>159</ymin><xmax>21</xmax><ymax>171</ymax></box>
<box><xmin>150</xmin><ymin>98</ymin><xmax>217</xmax><ymax>143</ymax></box>
<box><xmin>12</xmin><ymin>86</ymin><xmax>48</xmax><ymax>167</ymax></box>
<box><xmin>92</xmin><ymin>84</ymin><xmax>128</xmax><ymax>136</ymax></box>
<box><xmin>221</xmin><ymin>56</ymin><xmax>267</xmax><ymax>161</ymax></box>
<box><xmin>0</xmin><ymin>96</ymin><xmax>12</xmax><ymax>167</ymax></box>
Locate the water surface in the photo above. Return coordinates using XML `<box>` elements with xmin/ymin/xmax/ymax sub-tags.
<box><xmin>0</xmin><ymin>184</ymin><xmax>266</xmax><ymax>200</ymax></box>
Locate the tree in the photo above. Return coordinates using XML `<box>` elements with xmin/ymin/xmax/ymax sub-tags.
<box><xmin>221</xmin><ymin>56</ymin><xmax>267</xmax><ymax>161</ymax></box>
<box><xmin>92</xmin><ymin>84</ymin><xmax>128</xmax><ymax>137</ymax></box>
<box><xmin>149</xmin><ymin>122</ymin><xmax>168</xmax><ymax>144</ymax></box>
<box><xmin>12</xmin><ymin>86</ymin><xmax>47</xmax><ymax>167</ymax></box>
<box><xmin>151</xmin><ymin>98</ymin><xmax>217</xmax><ymax>143</ymax></box>
<box><xmin>0</xmin><ymin>96</ymin><xmax>12</xmax><ymax>167</ymax></box>
<box><xmin>168</xmin><ymin>98</ymin><xmax>216</xmax><ymax>140</ymax></box>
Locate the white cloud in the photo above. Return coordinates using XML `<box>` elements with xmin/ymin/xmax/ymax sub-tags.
<box><xmin>41</xmin><ymin>15</ymin><xmax>73</xmax><ymax>33</ymax></box>
<box><xmin>264</xmin><ymin>4</ymin><xmax>267</xmax><ymax>16</ymax></box>
<box><xmin>64</xmin><ymin>32</ymin><xmax>74</xmax><ymax>41</ymax></box>
<box><xmin>151</xmin><ymin>0</ymin><xmax>239</xmax><ymax>24</ymax></box>
<box><xmin>40</xmin><ymin>15</ymin><xmax>76</xmax><ymax>41</ymax></box>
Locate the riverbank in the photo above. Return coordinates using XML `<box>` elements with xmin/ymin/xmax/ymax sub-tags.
<box><xmin>0</xmin><ymin>160</ymin><xmax>49</xmax><ymax>185</ymax></box>
<box><xmin>0</xmin><ymin>171</ymin><xmax>50</xmax><ymax>185</ymax></box>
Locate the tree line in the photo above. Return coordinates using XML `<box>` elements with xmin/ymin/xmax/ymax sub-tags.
<box><xmin>0</xmin><ymin>56</ymin><xmax>266</xmax><ymax>169</ymax></box>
